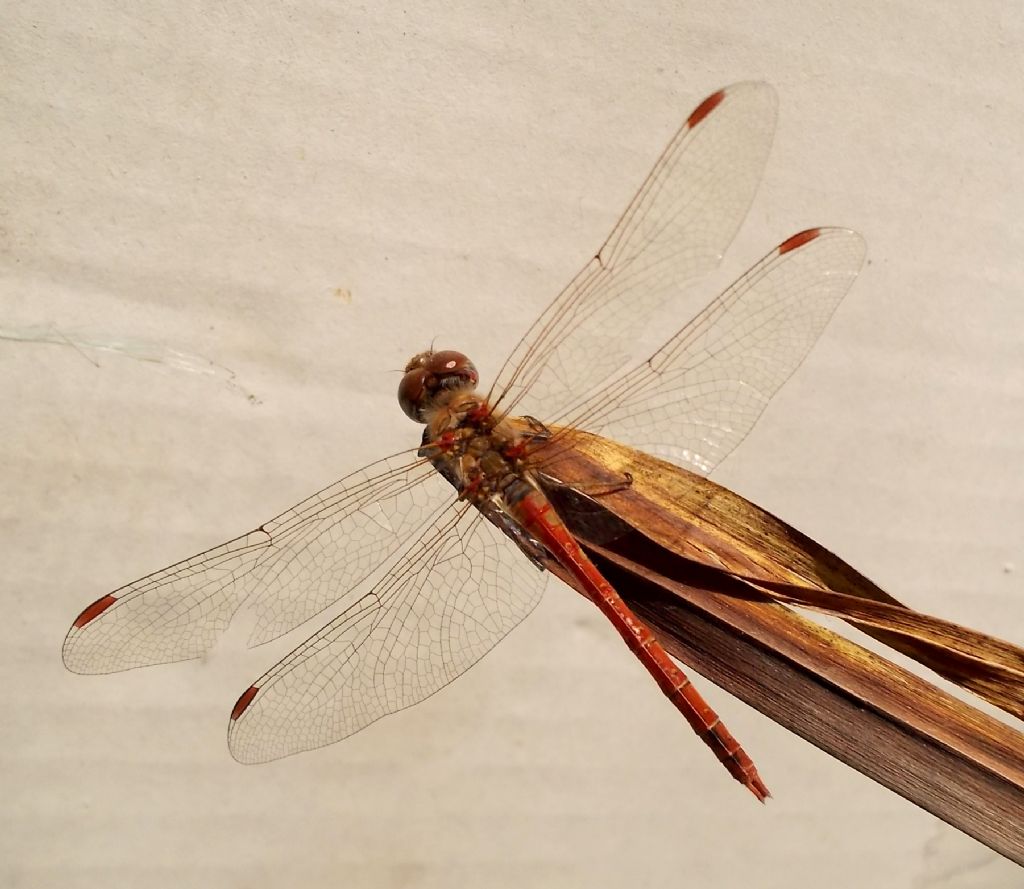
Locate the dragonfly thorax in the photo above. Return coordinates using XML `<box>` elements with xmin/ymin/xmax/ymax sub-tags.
<box><xmin>398</xmin><ymin>349</ymin><xmax>480</xmax><ymax>423</ymax></box>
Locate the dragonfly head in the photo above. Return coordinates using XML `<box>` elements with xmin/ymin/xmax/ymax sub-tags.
<box><xmin>398</xmin><ymin>350</ymin><xmax>480</xmax><ymax>422</ymax></box>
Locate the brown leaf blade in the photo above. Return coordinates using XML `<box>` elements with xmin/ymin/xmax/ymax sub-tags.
<box><xmin>532</xmin><ymin>428</ymin><xmax>1024</xmax><ymax>865</ymax></box>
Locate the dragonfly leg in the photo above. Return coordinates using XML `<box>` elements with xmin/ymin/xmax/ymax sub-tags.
<box><xmin>572</xmin><ymin>472</ymin><xmax>633</xmax><ymax>498</ymax></box>
<box><xmin>520</xmin><ymin>415</ymin><xmax>552</xmax><ymax>440</ymax></box>
<box><xmin>545</xmin><ymin>473</ymin><xmax>634</xmax><ymax>499</ymax></box>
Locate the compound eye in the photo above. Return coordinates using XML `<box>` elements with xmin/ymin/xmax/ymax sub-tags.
<box><xmin>404</xmin><ymin>351</ymin><xmax>434</xmax><ymax>373</ymax></box>
<box><xmin>398</xmin><ymin>350</ymin><xmax>479</xmax><ymax>423</ymax></box>
<box><xmin>397</xmin><ymin>367</ymin><xmax>431</xmax><ymax>422</ymax></box>
<box><xmin>427</xmin><ymin>351</ymin><xmax>478</xmax><ymax>387</ymax></box>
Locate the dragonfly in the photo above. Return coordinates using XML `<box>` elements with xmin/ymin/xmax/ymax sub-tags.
<box><xmin>64</xmin><ymin>82</ymin><xmax>869</xmax><ymax>801</ymax></box>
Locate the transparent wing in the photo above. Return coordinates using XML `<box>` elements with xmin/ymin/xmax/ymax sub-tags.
<box><xmin>227</xmin><ymin>505</ymin><xmax>548</xmax><ymax>764</ymax></box>
<box><xmin>488</xmin><ymin>82</ymin><xmax>778</xmax><ymax>421</ymax></box>
<box><xmin>553</xmin><ymin>228</ymin><xmax>867</xmax><ymax>474</ymax></box>
<box><xmin>63</xmin><ymin>451</ymin><xmax>445</xmax><ymax>674</ymax></box>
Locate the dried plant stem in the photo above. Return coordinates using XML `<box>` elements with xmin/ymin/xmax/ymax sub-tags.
<box><xmin>537</xmin><ymin>429</ymin><xmax>1024</xmax><ymax>865</ymax></box>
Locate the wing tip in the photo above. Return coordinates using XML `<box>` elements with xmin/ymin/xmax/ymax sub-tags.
<box><xmin>230</xmin><ymin>684</ymin><xmax>260</xmax><ymax>721</ymax></box>
<box><xmin>71</xmin><ymin>594</ymin><xmax>118</xmax><ymax>629</ymax></box>
<box><xmin>687</xmin><ymin>88</ymin><xmax>727</xmax><ymax>128</ymax></box>
<box><xmin>778</xmin><ymin>228</ymin><xmax>822</xmax><ymax>255</ymax></box>
<box><xmin>776</xmin><ymin>227</ymin><xmax>867</xmax><ymax>266</ymax></box>
<box><xmin>720</xmin><ymin>80</ymin><xmax>779</xmax><ymax>113</ymax></box>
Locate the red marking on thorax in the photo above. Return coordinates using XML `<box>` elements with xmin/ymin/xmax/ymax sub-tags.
<box><xmin>778</xmin><ymin>228</ymin><xmax>821</xmax><ymax>255</ymax></box>
<box><xmin>687</xmin><ymin>89</ymin><xmax>726</xmax><ymax>128</ymax></box>
<box><xmin>459</xmin><ymin>476</ymin><xmax>484</xmax><ymax>500</ymax></box>
<box><xmin>231</xmin><ymin>685</ymin><xmax>259</xmax><ymax>720</ymax></box>
<box><xmin>435</xmin><ymin>430</ymin><xmax>460</xmax><ymax>452</ymax></box>
<box><xmin>73</xmin><ymin>594</ymin><xmax>117</xmax><ymax>628</ymax></box>
<box><xmin>502</xmin><ymin>440</ymin><xmax>528</xmax><ymax>460</ymax></box>
<box><xmin>466</xmin><ymin>402</ymin><xmax>490</xmax><ymax>424</ymax></box>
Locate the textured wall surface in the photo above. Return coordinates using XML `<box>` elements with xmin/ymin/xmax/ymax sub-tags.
<box><xmin>3</xmin><ymin>3</ymin><xmax>1023</xmax><ymax>887</ymax></box>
